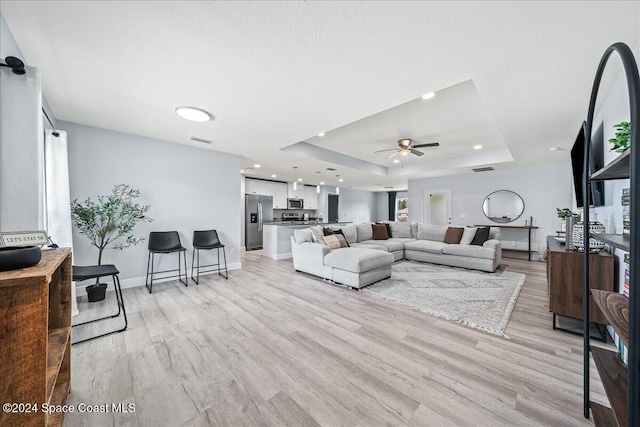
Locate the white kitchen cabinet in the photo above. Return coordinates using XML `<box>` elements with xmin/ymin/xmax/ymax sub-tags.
<box><xmin>245</xmin><ymin>179</ymin><xmax>268</xmax><ymax>195</ymax></box>
<box><xmin>268</xmin><ymin>182</ymin><xmax>288</xmax><ymax>209</ymax></box>
<box><xmin>303</xmin><ymin>185</ymin><xmax>318</xmax><ymax>210</ymax></box>
<box><xmin>287</xmin><ymin>182</ymin><xmax>303</xmax><ymax>199</ymax></box>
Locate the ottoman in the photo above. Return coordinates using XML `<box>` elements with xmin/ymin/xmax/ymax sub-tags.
<box><xmin>323</xmin><ymin>247</ymin><xmax>394</xmax><ymax>289</ymax></box>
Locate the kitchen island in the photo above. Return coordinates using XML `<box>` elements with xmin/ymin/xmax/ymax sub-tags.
<box><xmin>263</xmin><ymin>222</ymin><xmax>351</xmax><ymax>260</ymax></box>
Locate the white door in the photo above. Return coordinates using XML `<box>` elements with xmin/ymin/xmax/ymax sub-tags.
<box><xmin>423</xmin><ymin>189</ymin><xmax>451</xmax><ymax>225</ymax></box>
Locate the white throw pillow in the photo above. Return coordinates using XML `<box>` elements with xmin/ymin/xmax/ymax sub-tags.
<box><xmin>309</xmin><ymin>226</ymin><xmax>324</xmax><ymax>243</ymax></box>
<box><xmin>294</xmin><ymin>228</ymin><xmax>313</xmax><ymax>244</ymax></box>
<box><xmin>459</xmin><ymin>227</ymin><xmax>477</xmax><ymax>245</ymax></box>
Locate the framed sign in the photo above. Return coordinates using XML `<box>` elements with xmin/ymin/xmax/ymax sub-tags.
<box><xmin>0</xmin><ymin>230</ymin><xmax>49</xmax><ymax>248</ymax></box>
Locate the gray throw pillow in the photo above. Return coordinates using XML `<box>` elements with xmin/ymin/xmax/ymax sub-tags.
<box><xmin>294</xmin><ymin>228</ymin><xmax>313</xmax><ymax>244</ymax></box>
<box><xmin>309</xmin><ymin>226</ymin><xmax>324</xmax><ymax>243</ymax></box>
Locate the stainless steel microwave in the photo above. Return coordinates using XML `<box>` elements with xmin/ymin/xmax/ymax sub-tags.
<box><xmin>287</xmin><ymin>198</ymin><xmax>303</xmax><ymax>209</ymax></box>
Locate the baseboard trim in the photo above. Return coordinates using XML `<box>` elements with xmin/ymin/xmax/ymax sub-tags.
<box><xmin>270</xmin><ymin>252</ymin><xmax>292</xmax><ymax>260</ymax></box>
<box><xmin>76</xmin><ymin>262</ymin><xmax>242</xmax><ymax>296</ymax></box>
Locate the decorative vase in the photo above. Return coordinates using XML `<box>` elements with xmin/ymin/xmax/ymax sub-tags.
<box><xmin>565</xmin><ymin>215</ymin><xmax>579</xmax><ymax>250</ymax></box>
<box><xmin>572</xmin><ymin>220</ymin><xmax>606</xmax><ymax>252</ymax></box>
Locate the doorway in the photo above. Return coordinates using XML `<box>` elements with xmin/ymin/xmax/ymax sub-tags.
<box><xmin>328</xmin><ymin>194</ymin><xmax>339</xmax><ymax>223</ymax></box>
<box><xmin>424</xmin><ymin>189</ymin><xmax>451</xmax><ymax>225</ymax></box>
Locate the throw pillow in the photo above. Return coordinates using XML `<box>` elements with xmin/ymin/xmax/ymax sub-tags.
<box><xmin>372</xmin><ymin>224</ymin><xmax>389</xmax><ymax>240</ymax></box>
<box><xmin>375</xmin><ymin>221</ymin><xmax>393</xmax><ymax>238</ymax></box>
<box><xmin>443</xmin><ymin>227</ymin><xmax>464</xmax><ymax>244</ymax></box>
<box><xmin>471</xmin><ymin>227</ymin><xmax>490</xmax><ymax>246</ymax></box>
<box><xmin>334</xmin><ymin>234</ymin><xmax>349</xmax><ymax>248</ymax></box>
<box><xmin>322</xmin><ymin>227</ymin><xmax>335</xmax><ymax>236</ymax></box>
<box><xmin>321</xmin><ymin>235</ymin><xmax>341</xmax><ymax>250</ymax></box>
<box><xmin>459</xmin><ymin>227</ymin><xmax>477</xmax><ymax>245</ymax></box>
<box><xmin>293</xmin><ymin>228</ymin><xmax>313</xmax><ymax>244</ymax></box>
<box><xmin>309</xmin><ymin>226</ymin><xmax>324</xmax><ymax>243</ymax></box>
<box><xmin>331</xmin><ymin>228</ymin><xmax>350</xmax><ymax>247</ymax></box>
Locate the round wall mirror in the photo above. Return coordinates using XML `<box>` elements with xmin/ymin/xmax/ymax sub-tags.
<box><xmin>482</xmin><ymin>190</ymin><xmax>525</xmax><ymax>223</ymax></box>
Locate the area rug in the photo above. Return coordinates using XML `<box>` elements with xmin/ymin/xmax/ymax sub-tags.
<box><xmin>363</xmin><ymin>261</ymin><xmax>525</xmax><ymax>337</ymax></box>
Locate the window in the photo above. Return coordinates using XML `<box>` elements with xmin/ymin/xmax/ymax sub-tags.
<box><xmin>396</xmin><ymin>198</ymin><xmax>408</xmax><ymax>222</ymax></box>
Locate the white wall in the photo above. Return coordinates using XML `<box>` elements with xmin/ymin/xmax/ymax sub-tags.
<box><xmin>338</xmin><ymin>187</ymin><xmax>377</xmax><ymax>224</ymax></box>
<box><xmin>62</xmin><ymin>121</ymin><xmax>242</xmax><ymax>289</ymax></box>
<box><xmin>408</xmin><ymin>163</ymin><xmax>573</xmax><ymax>259</ymax></box>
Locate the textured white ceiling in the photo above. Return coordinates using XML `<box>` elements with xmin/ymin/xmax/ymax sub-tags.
<box><xmin>1</xmin><ymin>1</ymin><xmax>638</xmax><ymax>191</ymax></box>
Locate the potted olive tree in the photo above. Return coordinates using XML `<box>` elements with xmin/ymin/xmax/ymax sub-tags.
<box><xmin>71</xmin><ymin>184</ymin><xmax>152</xmax><ymax>302</ymax></box>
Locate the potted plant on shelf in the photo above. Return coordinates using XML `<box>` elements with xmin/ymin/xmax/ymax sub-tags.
<box><xmin>608</xmin><ymin>121</ymin><xmax>631</xmax><ymax>153</ymax></box>
<box><xmin>71</xmin><ymin>184</ymin><xmax>152</xmax><ymax>302</ymax></box>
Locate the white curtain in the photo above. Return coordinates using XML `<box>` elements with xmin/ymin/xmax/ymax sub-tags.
<box><xmin>45</xmin><ymin>129</ymin><xmax>78</xmax><ymax>316</ymax></box>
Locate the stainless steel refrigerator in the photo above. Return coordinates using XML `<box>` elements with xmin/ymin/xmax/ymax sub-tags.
<box><xmin>245</xmin><ymin>194</ymin><xmax>273</xmax><ymax>250</ymax></box>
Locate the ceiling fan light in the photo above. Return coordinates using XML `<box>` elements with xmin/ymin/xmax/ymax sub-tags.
<box><xmin>401</xmin><ymin>150</ymin><xmax>409</xmax><ymax>156</ymax></box>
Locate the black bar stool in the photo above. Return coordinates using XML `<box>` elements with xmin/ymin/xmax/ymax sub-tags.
<box><xmin>146</xmin><ymin>231</ymin><xmax>187</xmax><ymax>293</ymax></box>
<box><xmin>72</xmin><ymin>264</ymin><xmax>127</xmax><ymax>344</ymax></box>
<box><xmin>191</xmin><ymin>230</ymin><xmax>228</xmax><ymax>284</ymax></box>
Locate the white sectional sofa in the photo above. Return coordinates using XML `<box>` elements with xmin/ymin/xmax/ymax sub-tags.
<box><xmin>290</xmin><ymin>222</ymin><xmax>502</xmax><ymax>289</ymax></box>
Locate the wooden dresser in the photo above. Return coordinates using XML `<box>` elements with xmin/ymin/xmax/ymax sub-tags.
<box><xmin>546</xmin><ymin>236</ymin><xmax>614</xmax><ymax>326</ymax></box>
<box><xmin>0</xmin><ymin>248</ymin><xmax>72</xmax><ymax>427</ymax></box>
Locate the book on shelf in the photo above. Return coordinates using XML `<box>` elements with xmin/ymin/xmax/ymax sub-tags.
<box><xmin>622</xmin><ymin>188</ymin><xmax>630</xmax><ymax>236</ymax></box>
<box><xmin>624</xmin><ymin>253</ymin><xmax>630</xmax><ymax>298</ymax></box>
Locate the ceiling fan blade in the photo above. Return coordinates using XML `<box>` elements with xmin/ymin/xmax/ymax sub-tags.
<box><xmin>410</xmin><ymin>149</ymin><xmax>424</xmax><ymax>156</ymax></box>
<box><xmin>411</xmin><ymin>142</ymin><xmax>440</xmax><ymax>148</ymax></box>
<box><xmin>374</xmin><ymin>148</ymin><xmax>401</xmax><ymax>153</ymax></box>
<box><xmin>386</xmin><ymin>151</ymin><xmax>400</xmax><ymax>159</ymax></box>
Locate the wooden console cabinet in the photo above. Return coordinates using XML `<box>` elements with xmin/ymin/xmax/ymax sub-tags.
<box><xmin>547</xmin><ymin>236</ymin><xmax>614</xmax><ymax>325</ymax></box>
<box><xmin>0</xmin><ymin>248</ymin><xmax>72</xmax><ymax>427</ymax></box>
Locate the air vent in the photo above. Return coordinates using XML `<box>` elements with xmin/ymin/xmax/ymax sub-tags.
<box><xmin>326</xmin><ymin>167</ymin><xmax>337</xmax><ymax>171</ymax></box>
<box><xmin>190</xmin><ymin>136</ymin><xmax>213</xmax><ymax>144</ymax></box>
<box><xmin>472</xmin><ymin>167</ymin><xmax>494</xmax><ymax>172</ymax></box>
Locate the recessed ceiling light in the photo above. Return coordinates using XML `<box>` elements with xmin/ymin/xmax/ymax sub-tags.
<box><xmin>473</xmin><ymin>145</ymin><xmax>483</xmax><ymax>150</ymax></box>
<box><xmin>320</xmin><ymin>181</ymin><xmax>325</xmax><ymax>185</ymax></box>
<box><xmin>421</xmin><ymin>92</ymin><xmax>435</xmax><ymax>100</ymax></box>
<box><xmin>271</xmin><ymin>174</ymin><xmax>277</xmax><ymax>178</ymax></box>
<box><xmin>338</xmin><ymin>178</ymin><xmax>344</xmax><ymax>182</ymax></box>
<box><xmin>254</xmin><ymin>164</ymin><xmax>261</xmax><ymax>168</ymax></box>
<box><xmin>393</xmin><ymin>159</ymin><xmax>400</xmax><ymax>163</ymax></box>
<box><xmin>240</xmin><ymin>169</ymin><xmax>244</xmax><ymax>173</ymax></box>
<box><xmin>298</xmin><ymin>178</ymin><xmax>303</xmax><ymax>182</ymax></box>
<box><xmin>175</xmin><ymin>106</ymin><xmax>211</xmax><ymax>122</ymax></box>
<box><xmin>318</xmin><ymin>132</ymin><xmax>325</xmax><ymax>137</ymax></box>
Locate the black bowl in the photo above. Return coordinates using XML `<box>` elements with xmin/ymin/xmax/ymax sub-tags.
<box><xmin>0</xmin><ymin>246</ymin><xmax>42</xmax><ymax>272</ymax></box>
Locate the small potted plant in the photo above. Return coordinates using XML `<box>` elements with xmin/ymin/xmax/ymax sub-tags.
<box><xmin>71</xmin><ymin>184</ymin><xmax>152</xmax><ymax>302</ymax></box>
<box><xmin>608</xmin><ymin>121</ymin><xmax>631</xmax><ymax>153</ymax></box>
<box><xmin>556</xmin><ymin>208</ymin><xmax>574</xmax><ymax>232</ymax></box>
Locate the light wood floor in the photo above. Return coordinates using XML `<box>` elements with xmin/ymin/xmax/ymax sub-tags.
<box><xmin>65</xmin><ymin>252</ymin><xmax>610</xmax><ymax>426</ymax></box>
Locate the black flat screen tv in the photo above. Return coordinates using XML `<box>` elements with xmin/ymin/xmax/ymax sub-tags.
<box><xmin>571</xmin><ymin>123</ymin><xmax>604</xmax><ymax>207</ymax></box>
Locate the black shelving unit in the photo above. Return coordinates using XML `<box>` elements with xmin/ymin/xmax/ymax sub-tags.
<box><xmin>582</xmin><ymin>42</ymin><xmax>639</xmax><ymax>427</ymax></box>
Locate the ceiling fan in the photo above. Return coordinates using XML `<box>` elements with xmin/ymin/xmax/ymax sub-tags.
<box><xmin>374</xmin><ymin>138</ymin><xmax>439</xmax><ymax>158</ymax></box>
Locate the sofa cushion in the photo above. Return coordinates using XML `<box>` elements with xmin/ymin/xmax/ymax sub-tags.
<box><xmin>388</xmin><ymin>237</ymin><xmax>416</xmax><ymax>244</ymax></box>
<box><xmin>388</xmin><ymin>221</ymin><xmax>412</xmax><ymax>238</ymax></box>
<box><xmin>294</xmin><ymin>228</ymin><xmax>313</xmax><ymax>244</ymax></box>
<box><xmin>350</xmin><ymin>242</ymin><xmax>389</xmax><ymax>252</ymax></box>
<box><xmin>404</xmin><ymin>240</ymin><xmax>447</xmax><ymax>254</ymax></box>
<box><xmin>309</xmin><ymin>226</ymin><xmax>324</xmax><ymax>243</ymax></box>
<box><xmin>356</xmin><ymin>223</ymin><xmax>373</xmax><ymax>242</ymax></box>
<box><xmin>334</xmin><ymin>224</ymin><xmax>357</xmax><ymax>244</ymax></box>
<box><xmin>489</xmin><ymin>227</ymin><xmax>501</xmax><ymax>240</ymax></box>
<box><xmin>372</xmin><ymin>224</ymin><xmax>389</xmax><ymax>240</ymax></box>
<box><xmin>360</xmin><ymin>239</ymin><xmax>404</xmax><ymax>252</ymax></box>
<box><xmin>410</xmin><ymin>222</ymin><xmax>419</xmax><ymax>239</ymax></box>
<box><xmin>417</xmin><ymin>224</ymin><xmax>447</xmax><ymax>241</ymax></box>
<box><xmin>324</xmin><ymin>248</ymin><xmax>394</xmax><ymax>273</ymax></box>
<box><xmin>459</xmin><ymin>227</ymin><xmax>477</xmax><ymax>245</ymax></box>
<box><xmin>471</xmin><ymin>227</ymin><xmax>490</xmax><ymax>246</ymax></box>
<box><xmin>443</xmin><ymin>244</ymin><xmax>496</xmax><ymax>260</ymax></box>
